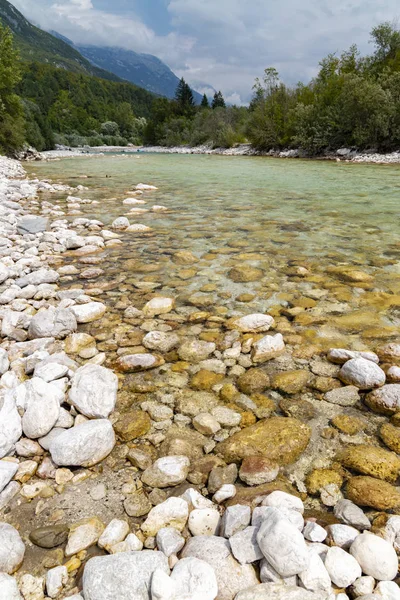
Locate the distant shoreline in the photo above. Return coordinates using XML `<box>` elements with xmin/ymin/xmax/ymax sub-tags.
<box><xmin>37</xmin><ymin>144</ymin><xmax>400</xmax><ymax>165</ymax></box>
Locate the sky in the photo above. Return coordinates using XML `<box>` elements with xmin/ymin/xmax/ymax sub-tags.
<box><xmin>11</xmin><ymin>0</ymin><xmax>400</xmax><ymax>104</ymax></box>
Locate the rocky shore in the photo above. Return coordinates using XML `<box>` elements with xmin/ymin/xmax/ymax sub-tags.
<box><xmin>0</xmin><ymin>154</ymin><xmax>400</xmax><ymax>599</ymax></box>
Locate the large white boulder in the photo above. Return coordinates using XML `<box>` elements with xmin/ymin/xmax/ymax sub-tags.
<box><xmin>0</xmin><ymin>523</ymin><xmax>25</xmax><ymax>574</ymax></box>
<box><xmin>21</xmin><ymin>378</ymin><xmax>62</xmax><ymax>439</ymax></box>
<box><xmin>256</xmin><ymin>507</ymin><xmax>309</xmax><ymax>577</ymax></box>
<box><xmin>83</xmin><ymin>551</ymin><xmax>169</xmax><ymax>600</ymax></box>
<box><xmin>350</xmin><ymin>532</ymin><xmax>398</xmax><ymax>581</ymax></box>
<box><xmin>49</xmin><ymin>419</ymin><xmax>115</xmax><ymax>467</ymax></box>
<box><xmin>0</xmin><ymin>392</ymin><xmax>22</xmax><ymax>458</ymax></box>
<box><xmin>324</xmin><ymin>546</ymin><xmax>361</xmax><ymax>588</ymax></box>
<box><xmin>69</xmin><ymin>364</ymin><xmax>118</xmax><ymax>419</ymax></box>
<box><xmin>28</xmin><ymin>307</ymin><xmax>77</xmax><ymax>340</ymax></box>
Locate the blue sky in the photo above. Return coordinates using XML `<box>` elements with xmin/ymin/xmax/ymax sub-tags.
<box><xmin>12</xmin><ymin>0</ymin><xmax>400</xmax><ymax>104</ymax></box>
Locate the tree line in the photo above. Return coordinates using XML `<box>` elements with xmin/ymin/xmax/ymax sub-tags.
<box><xmin>1</xmin><ymin>21</ymin><xmax>400</xmax><ymax>154</ymax></box>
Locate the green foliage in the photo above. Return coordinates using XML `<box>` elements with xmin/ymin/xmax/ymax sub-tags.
<box><xmin>0</xmin><ymin>23</ymin><xmax>25</xmax><ymax>154</ymax></box>
<box><xmin>175</xmin><ymin>78</ymin><xmax>195</xmax><ymax>116</ymax></box>
<box><xmin>212</xmin><ymin>91</ymin><xmax>226</xmax><ymax>109</ymax></box>
<box><xmin>201</xmin><ymin>94</ymin><xmax>210</xmax><ymax>108</ymax></box>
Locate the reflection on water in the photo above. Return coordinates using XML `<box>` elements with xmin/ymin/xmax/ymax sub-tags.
<box><xmin>27</xmin><ymin>154</ymin><xmax>400</xmax><ymax>351</ymax></box>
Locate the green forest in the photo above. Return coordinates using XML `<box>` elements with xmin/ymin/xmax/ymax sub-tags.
<box><xmin>1</xmin><ymin>21</ymin><xmax>400</xmax><ymax>155</ymax></box>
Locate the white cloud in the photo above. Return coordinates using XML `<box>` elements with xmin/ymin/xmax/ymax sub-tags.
<box><xmin>11</xmin><ymin>0</ymin><xmax>400</xmax><ymax>103</ymax></box>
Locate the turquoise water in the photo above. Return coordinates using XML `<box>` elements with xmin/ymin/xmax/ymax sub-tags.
<box><xmin>27</xmin><ymin>154</ymin><xmax>400</xmax><ymax>349</ymax></box>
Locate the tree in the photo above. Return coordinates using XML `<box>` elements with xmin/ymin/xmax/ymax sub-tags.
<box><xmin>201</xmin><ymin>94</ymin><xmax>210</xmax><ymax>108</ymax></box>
<box><xmin>212</xmin><ymin>91</ymin><xmax>226</xmax><ymax>109</ymax></box>
<box><xmin>0</xmin><ymin>24</ymin><xmax>25</xmax><ymax>155</ymax></box>
<box><xmin>174</xmin><ymin>77</ymin><xmax>195</xmax><ymax>115</ymax></box>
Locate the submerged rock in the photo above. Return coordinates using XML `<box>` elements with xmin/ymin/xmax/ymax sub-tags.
<box><xmin>346</xmin><ymin>476</ymin><xmax>400</xmax><ymax>510</ymax></box>
<box><xmin>252</xmin><ymin>334</ymin><xmax>285</xmax><ymax>364</ymax></box>
<box><xmin>339</xmin><ymin>358</ymin><xmax>385</xmax><ymax>390</ymax></box>
<box><xmin>338</xmin><ymin>444</ymin><xmax>400</xmax><ymax>482</ymax></box>
<box><xmin>116</xmin><ymin>353</ymin><xmax>165</xmax><ymax>372</ymax></box>
<box><xmin>365</xmin><ymin>384</ymin><xmax>400</xmax><ymax>414</ymax></box>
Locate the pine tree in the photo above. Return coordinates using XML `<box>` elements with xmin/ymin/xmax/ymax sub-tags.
<box><xmin>0</xmin><ymin>24</ymin><xmax>25</xmax><ymax>155</ymax></box>
<box><xmin>175</xmin><ymin>77</ymin><xmax>195</xmax><ymax>114</ymax></box>
<box><xmin>201</xmin><ymin>94</ymin><xmax>210</xmax><ymax>108</ymax></box>
<box><xmin>212</xmin><ymin>91</ymin><xmax>226</xmax><ymax>109</ymax></box>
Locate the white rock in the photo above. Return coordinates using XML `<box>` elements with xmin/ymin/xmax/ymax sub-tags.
<box><xmin>49</xmin><ymin>419</ymin><xmax>115</xmax><ymax>467</ymax></box>
<box><xmin>46</xmin><ymin>566</ymin><xmax>68</xmax><ymax>598</ymax></box>
<box><xmin>383</xmin><ymin>516</ymin><xmax>400</xmax><ymax>552</ymax></box>
<box><xmin>303</xmin><ymin>522</ymin><xmax>327</xmax><ymax>543</ymax></box>
<box><xmin>141</xmin><ymin>497</ymin><xmax>189</xmax><ymax>536</ymax></box>
<box><xmin>350</xmin><ymin>533</ymin><xmax>398</xmax><ymax>581</ymax></box>
<box><xmin>253</xmin><ymin>506</ymin><xmax>304</xmax><ymax>531</ymax></box>
<box><xmin>299</xmin><ymin>551</ymin><xmax>332</xmax><ymax>593</ymax></box>
<box><xmin>351</xmin><ymin>576</ymin><xmax>375</xmax><ymax>597</ymax></box>
<box><xmin>0</xmin><ymin>392</ymin><xmax>22</xmax><ymax>458</ymax></box>
<box><xmin>327</xmin><ymin>524</ymin><xmax>360</xmax><ymax>549</ymax></box>
<box><xmin>324</xmin><ymin>546</ymin><xmax>362</xmax><ymax>588</ymax></box>
<box><xmin>328</xmin><ymin>349</ymin><xmax>379</xmax><ymax>365</ymax></box>
<box><xmin>171</xmin><ymin>557</ymin><xmax>218</xmax><ymax>600</ymax></box>
<box><xmin>143</xmin><ymin>331</ymin><xmax>180</xmax><ymax>353</ymax></box>
<box><xmin>0</xmin><ymin>348</ymin><xmax>10</xmax><ymax>375</ymax></box>
<box><xmin>70</xmin><ymin>302</ymin><xmax>107</xmax><ymax>323</ymax></box>
<box><xmin>0</xmin><ymin>482</ymin><xmax>21</xmax><ymax>511</ymax></box>
<box><xmin>143</xmin><ymin>298</ymin><xmax>175</xmax><ymax>318</ymax></box>
<box><xmin>256</xmin><ymin>507</ymin><xmax>310</xmax><ymax>577</ymax></box>
<box><xmin>136</xmin><ymin>183</ymin><xmax>158</xmax><ymax>190</ymax></box>
<box><xmin>141</xmin><ymin>456</ymin><xmax>190</xmax><ymax>488</ymax></box>
<box><xmin>111</xmin><ymin>217</ymin><xmax>130</xmax><ymax>230</ymax></box>
<box><xmin>0</xmin><ymin>523</ymin><xmax>25</xmax><ymax>574</ymax></box>
<box><xmin>188</xmin><ymin>508</ymin><xmax>221</xmax><ymax>536</ymax></box>
<box><xmin>22</xmin><ymin>379</ymin><xmax>61</xmax><ymax>439</ymax></box>
<box><xmin>339</xmin><ymin>358</ymin><xmax>386</xmax><ymax>390</ymax></box>
<box><xmin>83</xmin><ymin>551</ymin><xmax>169</xmax><ymax>600</ymax></box>
<box><xmin>230</xmin><ymin>526</ymin><xmax>263</xmax><ymax>564</ymax></box>
<box><xmin>221</xmin><ymin>504</ymin><xmax>251</xmax><ymax>538</ymax></box>
<box><xmin>19</xmin><ymin>574</ymin><xmax>45</xmax><ymax>600</ymax></box>
<box><xmin>66</xmin><ymin>518</ymin><xmax>105</xmax><ymax>556</ymax></box>
<box><xmin>211</xmin><ymin>407</ymin><xmax>241</xmax><ymax>427</ymax></box>
<box><xmin>334</xmin><ymin>500</ymin><xmax>371</xmax><ymax>530</ymax></box>
<box><xmin>262</xmin><ymin>491</ymin><xmax>304</xmax><ymax>514</ymax></box>
<box><xmin>98</xmin><ymin>519</ymin><xmax>129</xmax><ymax>552</ymax></box>
<box><xmin>28</xmin><ymin>307</ymin><xmax>77</xmax><ymax>340</ymax></box>
<box><xmin>234</xmin><ymin>583</ymin><xmax>327</xmax><ymax>600</ymax></box>
<box><xmin>151</xmin><ymin>569</ymin><xmax>175</xmax><ymax>600</ymax></box>
<box><xmin>0</xmin><ymin>460</ymin><xmax>18</xmax><ymax>494</ymax></box>
<box><xmin>0</xmin><ymin>573</ymin><xmax>22</xmax><ymax>600</ymax></box>
<box><xmin>68</xmin><ymin>364</ymin><xmax>118</xmax><ymax>419</ymax></box>
<box><xmin>252</xmin><ymin>334</ymin><xmax>285</xmax><ymax>363</ymax></box>
<box><xmin>178</xmin><ymin>340</ymin><xmax>216</xmax><ymax>362</ymax></box>
<box><xmin>156</xmin><ymin>528</ymin><xmax>185</xmax><ymax>557</ymax></box>
<box><xmin>34</xmin><ymin>362</ymin><xmax>68</xmax><ymax>382</ymax></box>
<box><xmin>228</xmin><ymin>314</ymin><xmax>275</xmax><ymax>333</ymax></box>
<box><xmin>192</xmin><ymin>413</ymin><xmax>221</xmax><ymax>435</ymax></box>
<box><xmin>375</xmin><ymin>581</ymin><xmax>400</xmax><ymax>600</ymax></box>
<box><xmin>180</xmin><ymin>488</ymin><xmax>214</xmax><ymax>510</ymax></box>
<box><xmin>213</xmin><ymin>484</ymin><xmax>237</xmax><ymax>503</ymax></box>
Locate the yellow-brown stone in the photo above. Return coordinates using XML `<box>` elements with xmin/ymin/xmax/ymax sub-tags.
<box><xmin>346</xmin><ymin>476</ymin><xmax>400</xmax><ymax>510</ymax></box>
<box><xmin>271</xmin><ymin>370</ymin><xmax>311</xmax><ymax>394</ymax></box>
<box><xmin>306</xmin><ymin>468</ymin><xmax>343</xmax><ymax>495</ymax></box>
<box><xmin>331</xmin><ymin>415</ymin><xmax>365</xmax><ymax>435</ymax></box>
<box><xmin>190</xmin><ymin>370</ymin><xmax>224</xmax><ymax>391</ymax></box>
<box><xmin>237</xmin><ymin>368</ymin><xmax>270</xmax><ymax>395</ymax></box>
<box><xmin>339</xmin><ymin>444</ymin><xmax>400</xmax><ymax>482</ymax></box>
<box><xmin>114</xmin><ymin>410</ymin><xmax>151</xmax><ymax>441</ymax></box>
<box><xmin>380</xmin><ymin>422</ymin><xmax>400</xmax><ymax>454</ymax></box>
<box><xmin>228</xmin><ymin>265</ymin><xmax>264</xmax><ymax>283</ymax></box>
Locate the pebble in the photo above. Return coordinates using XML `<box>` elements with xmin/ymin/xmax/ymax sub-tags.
<box><xmin>156</xmin><ymin>527</ymin><xmax>185</xmax><ymax>557</ymax></box>
<box><xmin>65</xmin><ymin>517</ymin><xmax>105</xmax><ymax>556</ymax></box>
<box><xmin>141</xmin><ymin>455</ymin><xmax>190</xmax><ymax>488</ymax></box>
<box><xmin>141</xmin><ymin>497</ymin><xmax>189</xmax><ymax>536</ymax></box>
<box><xmin>46</xmin><ymin>566</ymin><xmax>68</xmax><ymax>598</ymax></box>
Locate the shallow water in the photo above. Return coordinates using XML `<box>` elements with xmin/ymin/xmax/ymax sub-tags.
<box><xmin>27</xmin><ymin>154</ymin><xmax>400</xmax><ymax>350</ymax></box>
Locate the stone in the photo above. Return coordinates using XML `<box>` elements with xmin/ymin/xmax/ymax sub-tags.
<box><xmin>271</xmin><ymin>370</ymin><xmax>311</xmax><ymax>394</ymax></box>
<box><xmin>229</xmin><ymin>266</ymin><xmax>264</xmax><ymax>283</ymax></box>
<box><xmin>339</xmin><ymin>358</ymin><xmax>386</xmax><ymax>390</ymax></box>
<box><xmin>303</xmin><ymin>522</ymin><xmax>327</xmax><ymax>543</ymax></box>
<box><xmin>237</xmin><ymin>369</ymin><xmax>270</xmax><ymax>394</ymax></box>
<box><xmin>156</xmin><ymin>528</ymin><xmax>185</xmax><ymax>557</ymax></box>
<box><xmin>34</xmin><ymin>361</ymin><xmax>69</xmax><ymax>382</ymax></box>
<box><xmin>124</xmin><ymin>490</ymin><xmax>152</xmax><ymax>517</ymax></box>
<box><xmin>208</xmin><ymin>464</ymin><xmax>238</xmax><ymax>494</ymax></box>
<box><xmin>178</xmin><ymin>340</ymin><xmax>216</xmax><ymax>362</ymax></box>
<box><xmin>143</xmin><ymin>297</ymin><xmax>175</xmax><ymax>317</ymax></box>
<box><xmin>0</xmin><ymin>482</ymin><xmax>20</xmax><ymax>511</ymax></box>
<box><xmin>171</xmin><ymin>557</ymin><xmax>218</xmax><ymax>600</ymax></box>
<box><xmin>181</xmin><ymin>535</ymin><xmax>259</xmax><ymax>600</ymax></box>
<box><xmin>256</xmin><ymin>507</ymin><xmax>309</xmax><ymax>577</ymax></box>
<box><xmin>306</xmin><ymin>468</ymin><xmax>343</xmax><ymax>495</ymax></box>
<box><xmin>350</xmin><ymin>532</ymin><xmax>398</xmax><ymax>581</ymax></box>
<box><xmin>331</xmin><ymin>414</ymin><xmax>365</xmax><ymax>435</ymax></box>
<box><xmin>327</xmin><ymin>524</ymin><xmax>359</xmax><ymax>549</ymax></box>
<box><xmin>141</xmin><ymin>497</ymin><xmax>189</xmax><ymax>536</ymax></box>
<box><xmin>83</xmin><ymin>551</ymin><xmax>169</xmax><ymax>600</ymax></box>
<box><xmin>339</xmin><ymin>445</ymin><xmax>400</xmax><ymax>482</ymax></box>
<box><xmin>188</xmin><ymin>507</ymin><xmax>221</xmax><ymax>537</ymax></box>
<box><xmin>324</xmin><ymin>546</ymin><xmax>361</xmax><ymax>588</ymax></box>
<box><xmin>0</xmin><ymin>460</ymin><xmax>18</xmax><ymax>494</ymax></box>
<box><xmin>211</xmin><ymin>407</ymin><xmax>241</xmax><ymax>427</ymax></box>
<box><xmin>334</xmin><ymin>499</ymin><xmax>371</xmax><ymax>530</ymax></box>
<box><xmin>176</xmin><ymin>391</ymin><xmax>218</xmax><ymax>417</ymax></box>
<box><xmin>114</xmin><ymin>410</ymin><xmax>151</xmax><ymax>441</ymax></box>
<box><xmin>151</xmin><ymin>569</ymin><xmax>175</xmax><ymax>600</ymax></box>
<box><xmin>98</xmin><ymin>519</ymin><xmax>129</xmax><ymax>552</ymax></box>
<box><xmin>193</xmin><ymin>413</ymin><xmax>221</xmax><ymax>435</ymax></box>
<box><xmin>19</xmin><ymin>574</ymin><xmax>45</xmax><ymax>600</ymax></box>
<box><xmin>49</xmin><ymin>419</ymin><xmax>115</xmax><ymax>467</ymax></box>
<box><xmin>0</xmin><ymin>348</ymin><xmax>10</xmax><ymax>375</ymax></box>
<box><xmin>217</xmin><ymin>417</ymin><xmax>311</xmax><ymax>465</ymax></box>
<box><xmin>324</xmin><ymin>386</ymin><xmax>360</xmax><ymax>406</ymax></box>
<box><xmin>383</xmin><ymin>516</ymin><xmax>400</xmax><ymax>552</ymax></box>
<box><xmin>70</xmin><ymin>302</ymin><xmax>107</xmax><ymax>323</ymax></box>
<box><xmin>116</xmin><ymin>353</ymin><xmax>165</xmax><ymax>372</ymax></box>
<box><xmin>22</xmin><ymin>379</ymin><xmax>62</xmax><ymax>439</ymax></box>
<box><xmin>239</xmin><ymin>456</ymin><xmax>279</xmax><ymax>486</ymax></box>
<box><xmin>16</xmin><ymin>267</ymin><xmax>59</xmax><ymax>288</ymax></box>
<box><xmin>221</xmin><ymin>504</ymin><xmax>251</xmax><ymax>538</ymax></box>
<box><xmin>143</xmin><ymin>331</ymin><xmax>180</xmax><ymax>353</ymax></box>
<box><xmin>142</xmin><ymin>456</ymin><xmax>190</xmax><ymax>488</ymax></box>
<box><xmin>365</xmin><ymin>385</ymin><xmax>400</xmax><ymax>415</ymax></box>
<box><xmin>234</xmin><ymin>584</ymin><xmax>326</xmax><ymax>600</ymax></box>
<box><xmin>28</xmin><ymin>307</ymin><xmax>77</xmax><ymax>340</ymax></box>
<box><xmin>65</xmin><ymin>517</ymin><xmax>105</xmax><ymax>556</ymax></box>
<box><xmin>46</xmin><ymin>566</ymin><xmax>68</xmax><ymax>598</ymax></box>
<box><xmin>252</xmin><ymin>334</ymin><xmax>285</xmax><ymax>363</ymax></box>
<box><xmin>191</xmin><ymin>370</ymin><xmax>224</xmax><ymax>391</ymax></box>
<box><xmin>299</xmin><ymin>551</ymin><xmax>331</xmax><ymax>594</ymax></box>
<box><xmin>127</xmin><ymin>448</ymin><xmax>153</xmax><ymax>470</ymax></box>
<box><xmin>0</xmin><ymin>573</ymin><xmax>23</xmax><ymax>600</ymax></box>
<box><xmin>213</xmin><ymin>484</ymin><xmax>237</xmax><ymax>503</ymax></box>
<box><xmin>229</xmin><ymin>526</ymin><xmax>263</xmax><ymax>564</ymax></box>
<box><xmin>0</xmin><ymin>523</ymin><xmax>25</xmax><ymax>574</ymax></box>
<box><xmin>254</xmin><ymin>505</ymin><xmax>304</xmax><ymax>531</ymax></box>
<box><xmin>226</xmin><ymin>314</ymin><xmax>275</xmax><ymax>333</ymax></box>
<box><xmin>0</xmin><ymin>392</ymin><xmax>22</xmax><ymax>458</ymax></box>
<box><xmin>351</xmin><ymin>576</ymin><xmax>375</xmax><ymax>597</ymax></box>
<box><xmin>68</xmin><ymin>364</ymin><xmax>118</xmax><ymax>419</ymax></box>
<box><xmin>346</xmin><ymin>476</ymin><xmax>400</xmax><ymax>510</ymax></box>
<box><xmin>29</xmin><ymin>525</ymin><xmax>69</xmax><ymax>549</ymax></box>
<box><xmin>375</xmin><ymin>581</ymin><xmax>400</xmax><ymax>600</ymax></box>
<box><xmin>328</xmin><ymin>348</ymin><xmax>379</xmax><ymax>364</ymax></box>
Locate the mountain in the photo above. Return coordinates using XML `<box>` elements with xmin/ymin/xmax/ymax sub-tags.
<box><xmin>0</xmin><ymin>0</ymin><xmax>120</xmax><ymax>81</ymax></box>
<box><xmin>74</xmin><ymin>45</ymin><xmax>203</xmax><ymax>103</ymax></box>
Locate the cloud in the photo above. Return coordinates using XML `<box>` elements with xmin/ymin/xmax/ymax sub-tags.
<box><xmin>10</xmin><ymin>0</ymin><xmax>400</xmax><ymax>104</ymax></box>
